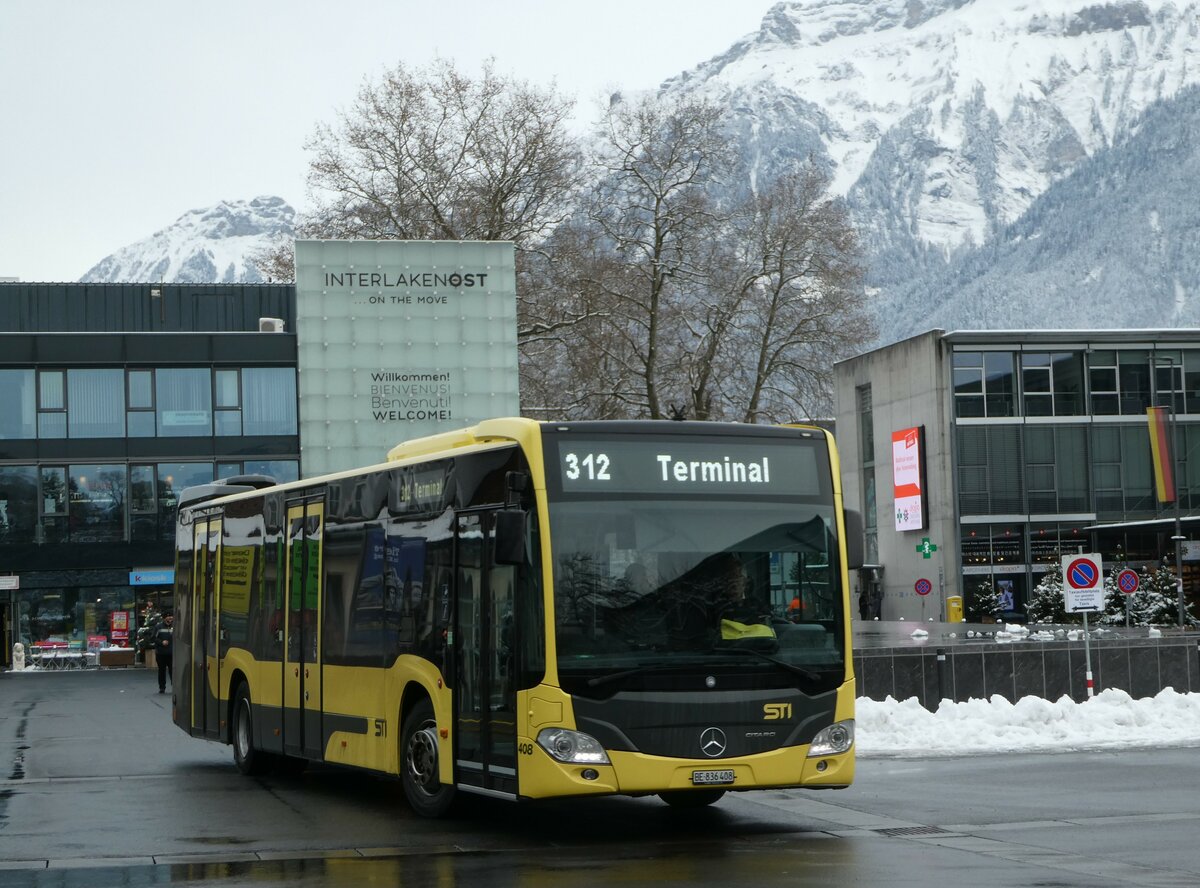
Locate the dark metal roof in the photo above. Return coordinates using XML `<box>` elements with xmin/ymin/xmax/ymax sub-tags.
<box><xmin>0</xmin><ymin>282</ymin><xmax>296</xmax><ymax>333</ymax></box>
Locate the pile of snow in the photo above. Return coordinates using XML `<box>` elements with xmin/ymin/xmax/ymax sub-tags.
<box><xmin>857</xmin><ymin>688</ymin><xmax>1200</xmax><ymax>757</ymax></box>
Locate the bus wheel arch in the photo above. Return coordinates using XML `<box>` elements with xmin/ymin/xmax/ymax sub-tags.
<box><xmin>399</xmin><ymin>691</ymin><xmax>456</xmax><ymax>817</ymax></box>
<box><xmin>231</xmin><ymin>680</ymin><xmax>270</xmax><ymax>776</ymax></box>
<box><xmin>224</xmin><ymin>669</ymin><xmax>249</xmax><ymax>746</ymax></box>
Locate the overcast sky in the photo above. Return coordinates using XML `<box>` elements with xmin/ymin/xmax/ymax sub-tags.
<box><xmin>0</xmin><ymin>1</ymin><xmax>770</xmax><ymax>283</ymax></box>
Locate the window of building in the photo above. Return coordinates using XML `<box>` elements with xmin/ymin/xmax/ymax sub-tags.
<box><xmin>68</xmin><ymin>369</ymin><xmax>126</xmax><ymax>438</ymax></box>
<box><xmin>856</xmin><ymin>385</ymin><xmax>877</xmax><ymax>564</ymax></box>
<box><xmin>1022</xmin><ymin>352</ymin><xmax>1084</xmax><ymax>416</ymax></box>
<box><xmin>1025</xmin><ymin>426</ymin><xmax>1088</xmax><ymax>514</ymax></box>
<box><xmin>960</xmin><ymin>525</ymin><xmax>1026</xmax><ymax>568</ymax></box>
<box><xmin>215</xmin><ymin>369</ymin><xmax>241</xmax><ymax>436</ymax></box>
<box><xmin>0</xmin><ymin>465</ymin><xmax>38</xmax><ymax>543</ymax></box>
<box><xmin>130</xmin><ymin>465</ymin><xmax>157</xmax><ymax>542</ymax></box>
<box><xmin>1184</xmin><ymin>425</ymin><xmax>1200</xmax><ymax>511</ymax></box>
<box><xmin>242</xmin><ymin>368</ymin><xmax>298</xmax><ymax>436</ymax></box>
<box><xmin>1153</xmin><ymin>351</ymin><xmax>1184</xmax><ymax>413</ymax></box>
<box><xmin>156</xmin><ymin>369</ymin><xmax>212</xmax><ymax>437</ymax></box>
<box><xmin>69</xmin><ymin>464</ymin><xmax>126</xmax><ymax>543</ymax></box>
<box><xmin>1089</xmin><ymin>350</ymin><xmax>1151</xmax><ymax>416</ymax></box>
<box><xmin>0</xmin><ymin>370</ymin><xmax>36</xmax><ymax>440</ymax></box>
<box><xmin>37</xmin><ymin>466</ymin><xmax>69</xmax><ymax>544</ymax></box>
<box><xmin>1184</xmin><ymin>351</ymin><xmax>1200</xmax><ymax>414</ymax></box>
<box><xmin>1029</xmin><ymin>523</ymin><xmax>1089</xmax><ymax>572</ymax></box>
<box><xmin>953</xmin><ymin>351</ymin><xmax>1015</xmax><ymax>418</ymax></box>
<box><xmin>127</xmin><ymin>370</ymin><xmax>156</xmax><ymax>438</ymax></box>
<box><xmin>38</xmin><ymin>369</ymin><xmax>67</xmax><ymax>439</ymax></box>
<box><xmin>957</xmin><ymin>425</ymin><xmax>1023</xmax><ymax>515</ymax></box>
<box><xmin>1091</xmin><ymin>425</ymin><xmax>1155</xmax><ymax>518</ymax></box>
<box><xmin>156</xmin><ymin>463</ymin><xmax>215</xmax><ymax>540</ymax></box>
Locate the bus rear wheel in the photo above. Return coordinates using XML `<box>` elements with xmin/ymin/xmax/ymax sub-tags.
<box><xmin>401</xmin><ymin>698</ymin><xmax>456</xmax><ymax>817</ymax></box>
<box><xmin>658</xmin><ymin>789</ymin><xmax>726</xmax><ymax>808</ymax></box>
<box><xmin>232</xmin><ymin>684</ymin><xmax>270</xmax><ymax>776</ymax></box>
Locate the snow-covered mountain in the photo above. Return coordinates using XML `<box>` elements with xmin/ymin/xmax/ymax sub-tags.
<box><xmin>79</xmin><ymin>196</ymin><xmax>294</xmax><ymax>284</ymax></box>
<box><xmin>876</xmin><ymin>83</ymin><xmax>1200</xmax><ymax>336</ymax></box>
<box><xmin>80</xmin><ymin>2</ymin><xmax>1200</xmax><ymax>339</ymax></box>
<box><xmin>660</xmin><ymin>0</ymin><xmax>1200</xmax><ymax>340</ymax></box>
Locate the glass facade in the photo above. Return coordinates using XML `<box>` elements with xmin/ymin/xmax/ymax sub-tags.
<box><xmin>952</xmin><ymin>341</ymin><xmax>1200</xmax><ymax>621</ymax></box>
<box><xmin>0</xmin><ymin>366</ymin><xmax>297</xmax><ymax>441</ymax></box>
<box><xmin>0</xmin><ymin>460</ymin><xmax>300</xmax><ymax>548</ymax></box>
<box><xmin>1</xmin><ymin>355</ymin><xmax>300</xmax><ymax>656</ymax></box>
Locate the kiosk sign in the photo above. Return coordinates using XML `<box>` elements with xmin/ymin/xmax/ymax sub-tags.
<box><xmin>1061</xmin><ymin>553</ymin><xmax>1104</xmax><ymax>612</ymax></box>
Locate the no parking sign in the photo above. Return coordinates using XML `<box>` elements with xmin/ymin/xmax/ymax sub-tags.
<box><xmin>1061</xmin><ymin>553</ymin><xmax>1104</xmax><ymax>612</ymax></box>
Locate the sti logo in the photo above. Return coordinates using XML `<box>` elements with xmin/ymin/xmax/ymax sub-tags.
<box><xmin>763</xmin><ymin>703</ymin><xmax>793</xmax><ymax>720</ymax></box>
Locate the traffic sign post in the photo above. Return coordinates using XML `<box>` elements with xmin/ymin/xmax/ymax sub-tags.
<box><xmin>1062</xmin><ymin>553</ymin><xmax>1103</xmax><ymax>698</ymax></box>
<box><xmin>1117</xmin><ymin>568</ymin><xmax>1139</xmax><ymax>628</ymax></box>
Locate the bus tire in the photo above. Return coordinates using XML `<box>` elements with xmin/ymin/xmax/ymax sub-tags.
<box><xmin>658</xmin><ymin>789</ymin><xmax>726</xmax><ymax>808</ymax></box>
<box><xmin>401</xmin><ymin>698</ymin><xmax>456</xmax><ymax>817</ymax></box>
<box><xmin>232</xmin><ymin>683</ymin><xmax>270</xmax><ymax>776</ymax></box>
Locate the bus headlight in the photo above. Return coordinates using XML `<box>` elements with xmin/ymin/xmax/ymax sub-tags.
<box><xmin>807</xmin><ymin>720</ymin><xmax>854</xmax><ymax>757</ymax></box>
<box><xmin>536</xmin><ymin>728</ymin><xmax>611</xmax><ymax>764</ymax></box>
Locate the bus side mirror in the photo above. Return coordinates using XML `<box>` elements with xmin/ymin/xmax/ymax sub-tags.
<box><xmin>843</xmin><ymin>510</ymin><xmax>865</xmax><ymax>570</ymax></box>
<box><xmin>505</xmin><ymin>471</ymin><xmax>530</xmax><ymax>507</ymax></box>
<box><xmin>494</xmin><ymin>510</ymin><xmax>527</xmax><ymax>565</ymax></box>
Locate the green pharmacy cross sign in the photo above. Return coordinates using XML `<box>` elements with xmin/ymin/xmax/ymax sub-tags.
<box><xmin>915</xmin><ymin>538</ymin><xmax>938</xmax><ymax>559</ymax></box>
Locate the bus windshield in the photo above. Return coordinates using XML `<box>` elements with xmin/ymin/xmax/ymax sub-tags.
<box><xmin>546</xmin><ymin>496</ymin><xmax>846</xmax><ymax>696</ymax></box>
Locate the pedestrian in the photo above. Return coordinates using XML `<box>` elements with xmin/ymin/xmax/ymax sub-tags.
<box><xmin>154</xmin><ymin>613</ymin><xmax>174</xmax><ymax>694</ymax></box>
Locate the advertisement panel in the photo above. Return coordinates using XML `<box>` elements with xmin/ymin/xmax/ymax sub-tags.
<box><xmin>892</xmin><ymin>425</ymin><xmax>926</xmax><ymax>531</ymax></box>
<box><xmin>294</xmin><ymin>240</ymin><xmax>520</xmax><ymax>477</ymax></box>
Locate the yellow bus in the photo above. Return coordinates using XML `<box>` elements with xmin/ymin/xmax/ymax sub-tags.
<box><xmin>171</xmin><ymin>418</ymin><xmax>860</xmax><ymax>816</ymax></box>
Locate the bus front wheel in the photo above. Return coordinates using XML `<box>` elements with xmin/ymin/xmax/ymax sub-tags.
<box><xmin>658</xmin><ymin>789</ymin><xmax>726</xmax><ymax>808</ymax></box>
<box><xmin>232</xmin><ymin>683</ymin><xmax>270</xmax><ymax>776</ymax></box>
<box><xmin>400</xmin><ymin>698</ymin><xmax>456</xmax><ymax>817</ymax></box>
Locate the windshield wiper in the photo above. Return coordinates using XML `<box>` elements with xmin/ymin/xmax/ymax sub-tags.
<box><xmin>583</xmin><ymin>660</ymin><xmax>704</xmax><ymax>689</ymax></box>
<box><xmin>585</xmin><ymin>664</ymin><xmax>666</xmax><ymax>689</ymax></box>
<box><xmin>710</xmin><ymin>646</ymin><xmax>822</xmax><ymax>683</ymax></box>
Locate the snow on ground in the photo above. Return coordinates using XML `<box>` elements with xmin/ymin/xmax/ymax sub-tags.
<box><xmin>858</xmin><ymin>688</ymin><xmax>1200</xmax><ymax>758</ymax></box>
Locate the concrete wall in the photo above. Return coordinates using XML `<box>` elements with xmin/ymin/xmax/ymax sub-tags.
<box><xmin>836</xmin><ymin>330</ymin><xmax>960</xmax><ymax>619</ymax></box>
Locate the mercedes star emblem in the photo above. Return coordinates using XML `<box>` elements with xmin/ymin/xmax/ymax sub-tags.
<box><xmin>700</xmin><ymin>726</ymin><xmax>727</xmax><ymax>757</ymax></box>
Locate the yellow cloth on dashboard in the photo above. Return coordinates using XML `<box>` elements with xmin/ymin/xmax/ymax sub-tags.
<box><xmin>720</xmin><ymin>618</ymin><xmax>776</xmax><ymax>640</ymax></box>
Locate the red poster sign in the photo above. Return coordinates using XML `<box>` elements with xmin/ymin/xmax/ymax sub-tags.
<box><xmin>892</xmin><ymin>425</ymin><xmax>926</xmax><ymax>531</ymax></box>
<box><xmin>110</xmin><ymin>610</ymin><xmax>130</xmax><ymax>643</ymax></box>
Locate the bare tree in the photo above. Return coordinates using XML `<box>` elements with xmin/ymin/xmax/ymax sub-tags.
<box><xmin>728</xmin><ymin>166</ymin><xmax>873</xmax><ymax>422</ymax></box>
<box><xmin>307</xmin><ymin>58</ymin><xmax>582</xmax><ymax>242</ymax></box>
<box><xmin>565</xmin><ymin>94</ymin><xmax>737</xmax><ymax>419</ymax></box>
<box><xmin>542</xmin><ymin>97</ymin><xmax>870</xmax><ymax>423</ymax></box>
<box><xmin>253</xmin><ymin>58</ymin><xmax>583</xmax><ymax>279</ymax></box>
<box><xmin>681</xmin><ymin>164</ymin><xmax>873</xmax><ymax>423</ymax></box>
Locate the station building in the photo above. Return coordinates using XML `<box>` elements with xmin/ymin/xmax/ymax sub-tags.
<box><xmin>834</xmin><ymin>329</ymin><xmax>1200</xmax><ymax>623</ymax></box>
<box><xmin>0</xmin><ymin>282</ymin><xmax>300</xmax><ymax>664</ymax></box>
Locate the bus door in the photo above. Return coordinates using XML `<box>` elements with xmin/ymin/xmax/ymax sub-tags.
<box><xmin>190</xmin><ymin>515</ymin><xmax>222</xmax><ymax>739</ymax></box>
<box><xmin>453</xmin><ymin>510</ymin><xmax>518</xmax><ymax>797</ymax></box>
<box><xmin>284</xmin><ymin>498</ymin><xmax>324</xmax><ymax>760</ymax></box>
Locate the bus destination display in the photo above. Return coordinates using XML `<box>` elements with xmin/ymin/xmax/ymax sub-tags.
<box><xmin>555</xmin><ymin>438</ymin><xmax>821</xmax><ymax>497</ymax></box>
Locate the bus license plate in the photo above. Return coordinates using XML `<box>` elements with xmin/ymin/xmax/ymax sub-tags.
<box><xmin>692</xmin><ymin>769</ymin><xmax>735</xmax><ymax>786</ymax></box>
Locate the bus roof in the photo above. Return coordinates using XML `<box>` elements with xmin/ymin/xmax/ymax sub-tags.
<box><xmin>178</xmin><ymin>417</ymin><xmax>831</xmax><ymax>513</ymax></box>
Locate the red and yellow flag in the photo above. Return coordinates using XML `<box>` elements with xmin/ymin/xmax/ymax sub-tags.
<box><xmin>1147</xmin><ymin>406</ymin><xmax>1176</xmax><ymax>503</ymax></box>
